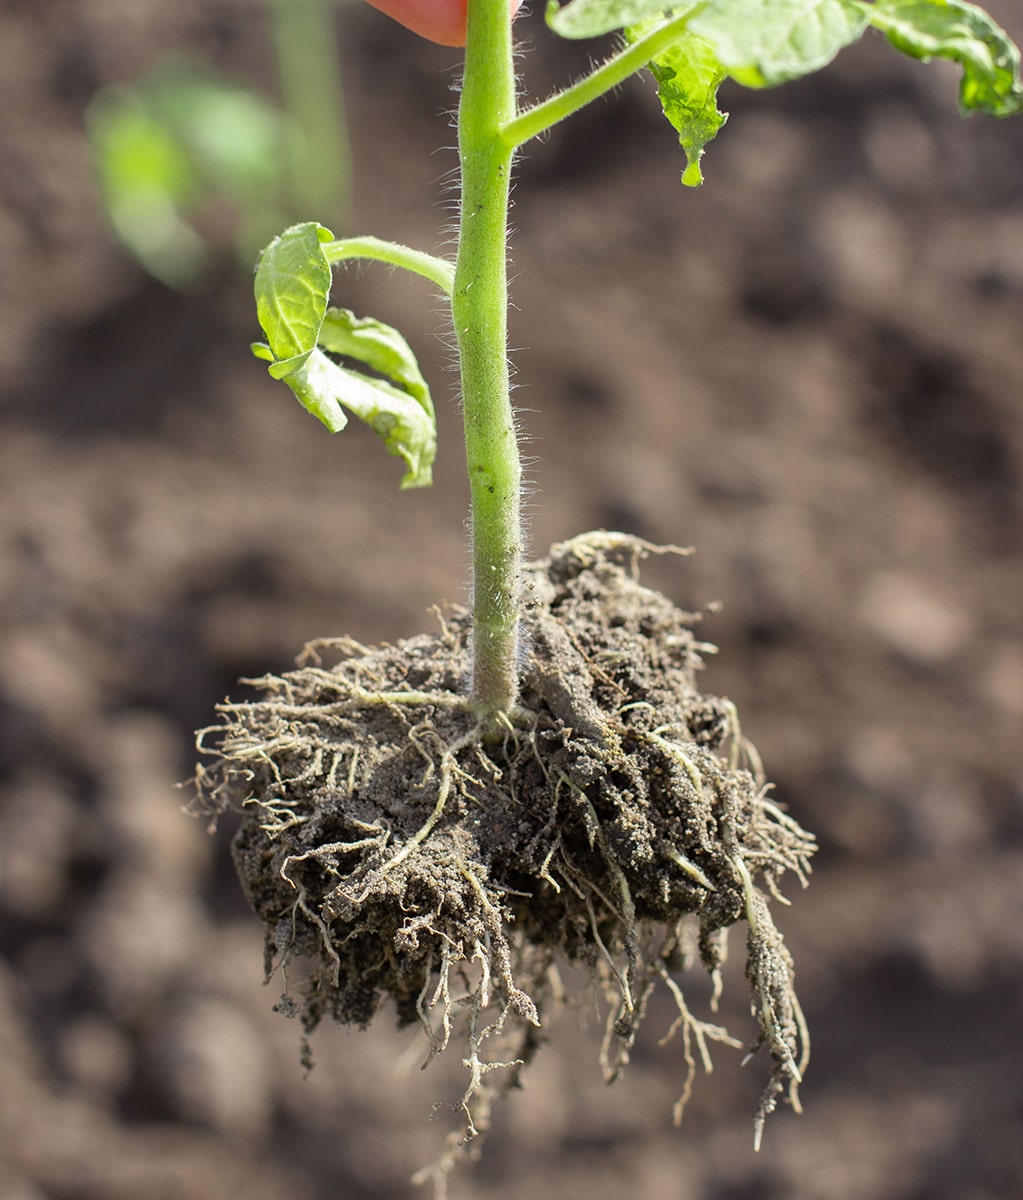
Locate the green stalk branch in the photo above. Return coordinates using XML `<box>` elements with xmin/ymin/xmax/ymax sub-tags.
<box><xmin>270</xmin><ymin>0</ymin><xmax>350</xmax><ymax>224</ymax></box>
<box><xmin>454</xmin><ymin>0</ymin><xmax>520</xmax><ymax>720</ymax></box>
<box><xmin>500</xmin><ymin>13</ymin><xmax>693</xmax><ymax>149</ymax></box>
<box><xmin>325</xmin><ymin>236</ymin><xmax>456</xmax><ymax>295</ymax></box>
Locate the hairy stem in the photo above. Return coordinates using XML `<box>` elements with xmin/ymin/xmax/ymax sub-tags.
<box><xmin>454</xmin><ymin>0</ymin><xmax>520</xmax><ymax>720</ymax></box>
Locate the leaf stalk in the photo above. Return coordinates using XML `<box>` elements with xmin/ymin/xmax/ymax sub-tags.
<box><xmin>325</xmin><ymin>236</ymin><xmax>456</xmax><ymax>294</ymax></box>
<box><xmin>500</xmin><ymin>13</ymin><xmax>694</xmax><ymax>148</ymax></box>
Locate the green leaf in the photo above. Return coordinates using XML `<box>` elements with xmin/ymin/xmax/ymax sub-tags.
<box><xmin>268</xmin><ymin>349</ymin><xmax>348</xmax><ymax>435</ymax></box>
<box><xmin>689</xmin><ymin>0</ymin><xmax>869</xmax><ymax>87</ymax></box>
<box><xmin>627</xmin><ymin>23</ymin><xmax>728</xmax><ymax>185</ymax></box>
<box><xmin>319</xmin><ymin>308</ymin><xmax>434</xmax><ymax>421</ymax></box>
<box><xmin>547</xmin><ymin>0</ymin><xmax>696</xmax><ymax>40</ymax></box>
<box><xmin>548</xmin><ymin>0</ymin><xmax>868</xmax><ymax>82</ymax></box>
<box><xmin>550</xmin><ymin>0</ymin><xmax>869</xmax><ymax>184</ymax></box>
<box><xmin>254</xmin><ymin>221</ymin><xmax>335</xmax><ymax>364</ymax></box>
<box><xmin>272</xmin><ymin>350</ymin><xmax>436</xmax><ymax>488</ymax></box>
<box><xmin>252</xmin><ymin>223</ymin><xmax>437</xmax><ymax>488</ymax></box>
<box><xmin>865</xmin><ymin>0</ymin><xmax>1023</xmax><ymax>116</ymax></box>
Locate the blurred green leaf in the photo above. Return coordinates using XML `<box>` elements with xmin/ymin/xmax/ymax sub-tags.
<box><xmin>88</xmin><ymin>62</ymin><xmax>293</xmax><ymax>287</ymax></box>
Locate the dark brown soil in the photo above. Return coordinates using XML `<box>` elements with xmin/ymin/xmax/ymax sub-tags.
<box><xmin>2</xmin><ymin>3</ymin><xmax>1023</xmax><ymax>1199</ymax></box>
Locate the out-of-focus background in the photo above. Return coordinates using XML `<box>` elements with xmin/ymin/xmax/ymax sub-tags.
<box><xmin>2</xmin><ymin>2</ymin><xmax>1023</xmax><ymax>1197</ymax></box>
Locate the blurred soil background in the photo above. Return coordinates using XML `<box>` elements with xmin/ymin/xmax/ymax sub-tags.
<box><xmin>2</xmin><ymin>2</ymin><xmax>1023</xmax><ymax>1198</ymax></box>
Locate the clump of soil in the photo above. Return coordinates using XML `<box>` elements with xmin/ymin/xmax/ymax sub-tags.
<box><xmin>196</xmin><ymin>532</ymin><xmax>815</xmax><ymax>1187</ymax></box>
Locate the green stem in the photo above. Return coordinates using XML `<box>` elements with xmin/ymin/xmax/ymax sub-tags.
<box><xmin>270</xmin><ymin>0</ymin><xmax>351</xmax><ymax>225</ymax></box>
<box><xmin>454</xmin><ymin>0</ymin><xmax>520</xmax><ymax>720</ymax></box>
<box><xmin>500</xmin><ymin>14</ymin><xmax>693</xmax><ymax>149</ymax></box>
<box><xmin>325</xmin><ymin>236</ymin><xmax>456</xmax><ymax>295</ymax></box>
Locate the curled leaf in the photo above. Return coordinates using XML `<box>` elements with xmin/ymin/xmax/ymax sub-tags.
<box><xmin>271</xmin><ymin>349</ymin><xmax>435</xmax><ymax>488</ymax></box>
<box><xmin>865</xmin><ymin>0</ymin><xmax>1023</xmax><ymax>117</ymax></box>
<box><xmin>319</xmin><ymin>308</ymin><xmax>434</xmax><ymax>421</ymax></box>
<box><xmin>252</xmin><ymin>222</ymin><xmax>437</xmax><ymax>488</ymax></box>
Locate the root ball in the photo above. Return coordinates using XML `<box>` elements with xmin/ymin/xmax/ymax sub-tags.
<box><xmin>196</xmin><ymin>533</ymin><xmax>815</xmax><ymax>1177</ymax></box>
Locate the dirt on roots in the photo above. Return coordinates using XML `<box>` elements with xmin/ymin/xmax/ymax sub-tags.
<box><xmin>196</xmin><ymin>532</ymin><xmax>816</xmax><ymax>1188</ymax></box>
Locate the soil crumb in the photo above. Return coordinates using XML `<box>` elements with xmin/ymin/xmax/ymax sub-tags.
<box><xmin>196</xmin><ymin>532</ymin><xmax>815</xmax><ymax>1190</ymax></box>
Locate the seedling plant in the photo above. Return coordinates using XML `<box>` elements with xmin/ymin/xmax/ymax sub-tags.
<box><xmin>197</xmin><ymin>0</ymin><xmax>1022</xmax><ymax>1190</ymax></box>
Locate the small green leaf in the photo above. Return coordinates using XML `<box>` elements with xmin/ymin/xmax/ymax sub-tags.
<box><xmin>865</xmin><ymin>0</ymin><xmax>1023</xmax><ymax>116</ymax></box>
<box><xmin>274</xmin><ymin>350</ymin><xmax>435</xmax><ymax>488</ymax></box>
<box><xmin>269</xmin><ymin>350</ymin><xmax>349</xmax><ymax>435</ymax></box>
<box><xmin>319</xmin><ymin>308</ymin><xmax>434</xmax><ymax>421</ymax></box>
<box><xmin>254</xmin><ymin>221</ymin><xmax>335</xmax><ymax>364</ymax></box>
<box><xmin>628</xmin><ymin>23</ymin><xmax>728</xmax><ymax>185</ymax></box>
<box><xmin>253</xmin><ymin>224</ymin><xmax>437</xmax><ymax>488</ymax></box>
<box><xmin>689</xmin><ymin>0</ymin><xmax>869</xmax><ymax>87</ymax></box>
<box><xmin>547</xmin><ymin>0</ymin><xmax>696</xmax><ymax>40</ymax></box>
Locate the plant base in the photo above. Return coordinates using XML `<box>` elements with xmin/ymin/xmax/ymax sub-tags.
<box><xmin>196</xmin><ymin>532</ymin><xmax>815</xmax><ymax>1189</ymax></box>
